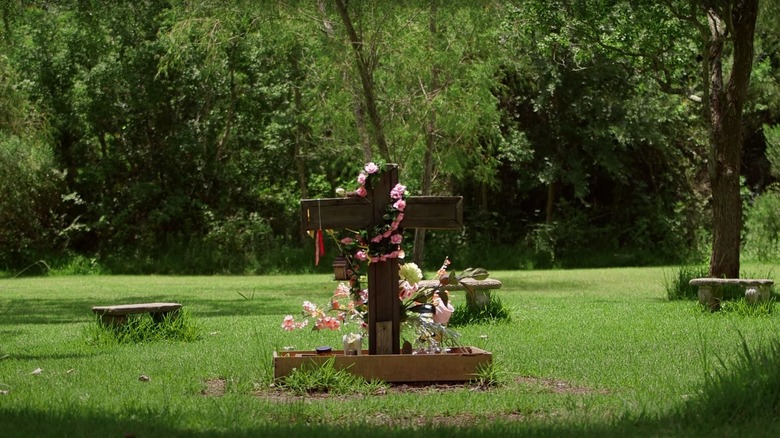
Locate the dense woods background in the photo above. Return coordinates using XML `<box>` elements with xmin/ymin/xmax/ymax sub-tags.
<box><xmin>1</xmin><ymin>0</ymin><xmax>779</xmax><ymax>275</ymax></box>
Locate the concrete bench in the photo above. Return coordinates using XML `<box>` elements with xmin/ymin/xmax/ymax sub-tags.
<box><xmin>91</xmin><ymin>302</ymin><xmax>182</xmax><ymax>325</ymax></box>
<box><xmin>689</xmin><ymin>278</ymin><xmax>774</xmax><ymax>310</ymax></box>
<box><xmin>418</xmin><ymin>278</ymin><xmax>502</xmax><ymax>309</ymax></box>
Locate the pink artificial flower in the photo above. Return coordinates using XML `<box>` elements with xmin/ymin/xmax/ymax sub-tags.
<box><xmin>371</xmin><ymin>234</ymin><xmax>383</xmax><ymax>243</ymax></box>
<box><xmin>281</xmin><ymin>315</ymin><xmax>297</xmax><ymax>331</ymax></box>
<box><xmin>356</xmin><ymin>186</ymin><xmax>368</xmax><ymax>197</ymax></box>
<box><xmin>390</xmin><ymin>233</ymin><xmax>403</xmax><ymax>244</ymax></box>
<box><xmin>436</xmin><ymin>257</ymin><xmax>452</xmax><ymax>279</ymax></box>
<box><xmin>333</xmin><ymin>282</ymin><xmax>350</xmax><ymax>298</ymax></box>
<box><xmin>399</xmin><ymin>281</ymin><xmax>417</xmax><ymax>299</ymax></box>
<box><xmin>355</xmin><ymin>250</ymin><xmax>368</xmax><ymax>261</ymax></box>
<box><xmin>432</xmin><ymin>293</ymin><xmax>455</xmax><ymax>325</ymax></box>
<box><xmin>341</xmin><ymin>237</ymin><xmax>354</xmax><ymax>245</ymax></box>
<box><xmin>315</xmin><ymin>316</ymin><xmax>341</xmax><ymax>330</ymax></box>
<box><xmin>302</xmin><ymin>300</ymin><xmax>317</xmax><ymax>316</ymax></box>
<box><xmin>393</xmin><ymin>199</ymin><xmax>406</xmax><ymax>211</ymax></box>
<box><xmin>395</xmin><ymin>212</ymin><xmax>405</xmax><ymax>223</ymax></box>
<box><xmin>364</xmin><ymin>162</ymin><xmax>379</xmax><ymax>174</ymax></box>
<box><xmin>357</xmin><ymin>172</ymin><xmax>367</xmax><ymax>185</ymax></box>
<box><xmin>390</xmin><ymin>183</ymin><xmax>406</xmax><ymax>200</ymax></box>
<box><xmin>398</xmin><ymin>249</ymin><xmax>405</xmax><ymax>259</ymax></box>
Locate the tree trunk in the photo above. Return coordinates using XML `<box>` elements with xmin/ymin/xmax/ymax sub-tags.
<box><xmin>545</xmin><ymin>181</ymin><xmax>557</xmax><ymax>224</ymax></box>
<box><xmin>705</xmin><ymin>0</ymin><xmax>758</xmax><ymax>279</ymax></box>
<box><xmin>333</xmin><ymin>0</ymin><xmax>391</xmax><ymax>162</ymax></box>
<box><xmin>318</xmin><ymin>0</ymin><xmax>371</xmax><ymax>162</ymax></box>
<box><xmin>412</xmin><ymin>0</ymin><xmax>439</xmax><ymax>268</ymax></box>
<box><xmin>291</xmin><ymin>53</ymin><xmax>310</xmax><ymax>244</ymax></box>
<box><xmin>353</xmin><ymin>92</ymin><xmax>373</xmax><ymax>162</ymax></box>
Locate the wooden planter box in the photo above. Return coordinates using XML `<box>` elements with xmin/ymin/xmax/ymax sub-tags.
<box><xmin>273</xmin><ymin>347</ymin><xmax>492</xmax><ymax>383</ymax></box>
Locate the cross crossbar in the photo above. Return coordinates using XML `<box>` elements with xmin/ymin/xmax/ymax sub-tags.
<box><xmin>300</xmin><ymin>196</ymin><xmax>463</xmax><ymax>231</ymax></box>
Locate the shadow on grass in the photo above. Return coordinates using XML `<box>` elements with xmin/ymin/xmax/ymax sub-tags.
<box><xmin>0</xmin><ymin>295</ymin><xmax>293</xmax><ymax>326</ymax></box>
<box><xmin>3</xmin><ymin>351</ymin><xmax>103</xmax><ymax>361</ymax></box>
<box><xmin>6</xmin><ymin>335</ymin><xmax>780</xmax><ymax>437</ymax></box>
<box><xmin>3</xmin><ymin>407</ymin><xmax>777</xmax><ymax>438</ymax></box>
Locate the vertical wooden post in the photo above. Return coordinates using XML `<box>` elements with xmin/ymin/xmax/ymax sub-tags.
<box><xmin>368</xmin><ymin>165</ymin><xmax>400</xmax><ymax>354</ymax></box>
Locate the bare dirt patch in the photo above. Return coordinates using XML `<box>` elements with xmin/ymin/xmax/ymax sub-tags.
<box><xmin>515</xmin><ymin>376</ymin><xmax>610</xmax><ymax>395</ymax></box>
<box><xmin>201</xmin><ymin>379</ymin><xmax>226</xmax><ymax>397</ymax></box>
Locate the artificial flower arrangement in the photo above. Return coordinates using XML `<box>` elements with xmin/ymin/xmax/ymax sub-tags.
<box><xmin>282</xmin><ymin>162</ymin><xmax>490</xmax><ymax>353</ymax></box>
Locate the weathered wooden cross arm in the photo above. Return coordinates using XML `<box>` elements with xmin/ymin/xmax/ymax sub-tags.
<box><xmin>301</xmin><ymin>196</ymin><xmax>463</xmax><ymax>231</ymax></box>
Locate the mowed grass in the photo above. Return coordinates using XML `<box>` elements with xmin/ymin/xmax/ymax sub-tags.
<box><xmin>1</xmin><ymin>265</ymin><xmax>779</xmax><ymax>437</ymax></box>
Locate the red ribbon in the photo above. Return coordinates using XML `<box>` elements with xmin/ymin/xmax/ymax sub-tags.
<box><xmin>315</xmin><ymin>230</ymin><xmax>325</xmax><ymax>265</ymax></box>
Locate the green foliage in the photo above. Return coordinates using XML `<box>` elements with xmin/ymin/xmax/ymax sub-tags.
<box><xmin>449</xmin><ymin>294</ymin><xmax>512</xmax><ymax>327</ymax></box>
<box><xmin>718</xmin><ymin>298</ymin><xmax>775</xmax><ymax>316</ymax></box>
<box><xmin>470</xmin><ymin>360</ymin><xmax>507</xmax><ymax>388</ymax></box>
<box><xmin>0</xmin><ymin>134</ymin><xmax>65</xmax><ymax>270</ymax></box>
<box><xmin>0</xmin><ymin>0</ymin><xmax>775</xmax><ymax>274</ymax></box>
<box><xmin>766</xmin><ymin>124</ymin><xmax>780</xmax><ymax>178</ymax></box>
<box><xmin>278</xmin><ymin>358</ymin><xmax>387</xmax><ymax>396</ymax></box>
<box><xmin>665</xmin><ymin>264</ymin><xmax>709</xmax><ymax>301</ymax></box>
<box><xmin>676</xmin><ymin>337</ymin><xmax>780</xmax><ymax>430</ymax></box>
<box><xmin>49</xmin><ymin>255</ymin><xmax>108</xmax><ymax>276</ymax></box>
<box><xmin>743</xmin><ymin>187</ymin><xmax>780</xmax><ymax>262</ymax></box>
<box><xmin>84</xmin><ymin>309</ymin><xmax>202</xmax><ymax>345</ymax></box>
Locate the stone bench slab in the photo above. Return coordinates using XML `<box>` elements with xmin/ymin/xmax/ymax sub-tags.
<box><xmin>417</xmin><ymin>278</ymin><xmax>502</xmax><ymax>291</ymax></box>
<box><xmin>418</xmin><ymin>278</ymin><xmax>502</xmax><ymax>309</ymax></box>
<box><xmin>92</xmin><ymin>302</ymin><xmax>182</xmax><ymax>325</ymax></box>
<box><xmin>689</xmin><ymin>278</ymin><xmax>773</xmax><ymax>287</ymax></box>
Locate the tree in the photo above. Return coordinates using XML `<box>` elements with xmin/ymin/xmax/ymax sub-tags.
<box><xmin>506</xmin><ymin>0</ymin><xmax>759</xmax><ymax>276</ymax></box>
<box><xmin>700</xmin><ymin>0</ymin><xmax>758</xmax><ymax>277</ymax></box>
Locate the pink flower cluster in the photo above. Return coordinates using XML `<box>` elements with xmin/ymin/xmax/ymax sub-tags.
<box><xmin>355</xmin><ymin>162</ymin><xmax>381</xmax><ymax>198</ymax></box>
<box><xmin>315</xmin><ymin>316</ymin><xmax>341</xmax><ymax>330</ymax></box>
<box><xmin>350</xmin><ymin>163</ymin><xmax>409</xmax><ymax>263</ymax></box>
<box><xmin>281</xmin><ymin>315</ymin><xmax>308</xmax><ymax>331</ymax></box>
<box><xmin>281</xmin><ymin>282</ymin><xmax>367</xmax><ymax>332</ymax></box>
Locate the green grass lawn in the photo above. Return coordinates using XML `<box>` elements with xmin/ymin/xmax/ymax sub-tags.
<box><xmin>1</xmin><ymin>265</ymin><xmax>779</xmax><ymax>437</ymax></box>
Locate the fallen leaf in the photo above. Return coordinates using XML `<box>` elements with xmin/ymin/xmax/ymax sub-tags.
<box><xmin>66</xmin><ymin>369</ymin><xmax>75</xmax><ymax>374</ymax></box>
<box><xmin>0</xmin><ymin>390</ymin><xmax>9</xmax><ymax>395</ymax></box>
<box><xmin>31</xmin><ymin>368</ymin><xmax>43</xmax><ymax>375</ymax></box>
<box><xmin>138</xmin><ymin>375</ymin><xmax>151</xmax><ymax>382</ymax></box>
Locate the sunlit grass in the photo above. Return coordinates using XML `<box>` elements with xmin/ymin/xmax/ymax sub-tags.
<box><xmin>1</xmin><ymin>265</ymin><xmax>779</xmax><ymax>436</ymax></box>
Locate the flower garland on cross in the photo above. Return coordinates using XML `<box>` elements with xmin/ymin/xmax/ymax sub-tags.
<box><xmin>328</xmin><ymin>161</ymin><xmax>409</xmax><ymax>325</ymax></box>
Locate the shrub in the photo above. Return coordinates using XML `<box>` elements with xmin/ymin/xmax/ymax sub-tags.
<box><xmin>449</xmin><ymin>294</ymin><xmax>512</xmax><ymax>326</ymax></box>
<box><xmin>677</xmin><ymin>337</ymin><xmax>780</xmax><ymax>429</ymax></box>
<box><xmin>743</xmin><ymin>187</ymin><xmax>780</xmax><ymax>262</ymax></box>
<box><xmin>665</xmin><ymin>264</ymin><xmax>709</xmax><ymax>301</ymax></box>
<box><xmin>85</xmin><ymin>309</ymin><xmax>202</xmax><ymax>345</ymax></box>
<box><xmin>278</xmin><ymin>358</ymin><xmax>386</xmax><ymax>396</ymax></box>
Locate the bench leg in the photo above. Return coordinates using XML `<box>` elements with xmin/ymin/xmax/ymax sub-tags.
<box><xmin>151</xmin><ymin>310</ymin><xmax>179</xmax><ymax>323</ymax></box>
<box><xmin>99</xmin><ymin>314</ymin><xmax>127</xmax><ymax>326</ymax></box>
<box><xmin>465</xmin><ymin>290</ymin><xmax>491</xmax><ymax>310</ymax></box>
<box><xmin>758</xmin><ymin>285</ymin><xmax>772</xmax><ymax>301</ymax></box>
<box><xmin>745</xmin><ymin>287</ymin><xmax>760</xmax><ymax>304</ymax></box>
<box><xmin>697</xmin><ymin>285</ymin><xmax>721</xmax><ymax>311</ymax></box>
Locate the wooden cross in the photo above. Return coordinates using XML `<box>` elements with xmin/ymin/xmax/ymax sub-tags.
<box><xmin>300</xmin><ymin>164</ymin><xmax>463</xmax><ymax>355</ymax></box>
